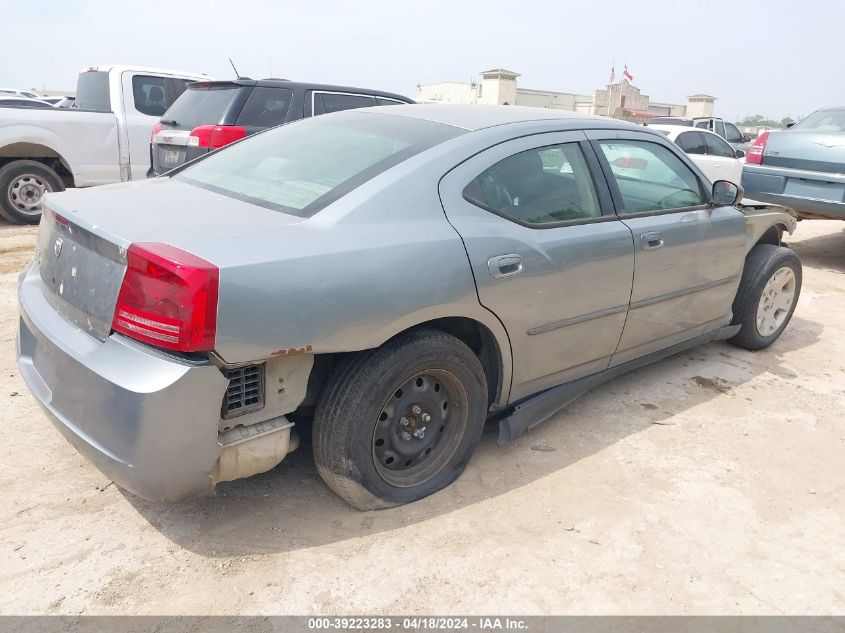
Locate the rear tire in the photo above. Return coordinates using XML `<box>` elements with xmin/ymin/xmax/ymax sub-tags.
<box><xmin>728</xmin><ymin>244</ymin><xmax>801</xmax><ymax>350</ymax></box>
<box><xmin>313</xmin><ymin>328</ymin><xmax>488</xmax><ymax>510</ymax></box>
<box><xmin>0</xmin><ymin>160</ymin><xmax>64</xmax><ymax>224</ymax></box>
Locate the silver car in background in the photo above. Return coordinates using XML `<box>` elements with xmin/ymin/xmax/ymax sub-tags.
<box><xmin>743</xmin><ymin>107</ymin><xmax>845</xmax><ymax>220</ymax></box>
<box><xmin>18</xmin><ymin>105</ymin><xmax>801</xmax><ymax>510</ymax></box>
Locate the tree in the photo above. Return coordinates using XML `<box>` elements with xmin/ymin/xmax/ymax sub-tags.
<box><xmin>736</xmin><ymin>114</ymin><xmax>793</xmax><ymax>128</ymax></box>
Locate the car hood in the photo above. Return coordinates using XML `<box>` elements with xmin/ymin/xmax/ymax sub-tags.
<box><xmin>763</xmin><ymin>130</ymin><xmax>845</xmax><ymax>173</ymax></box>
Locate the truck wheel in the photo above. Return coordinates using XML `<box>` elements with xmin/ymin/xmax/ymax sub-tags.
<box><xmin>728</xmin><ymin>244</ymin><xmax>802</xmax><ymax>350</ymax></box>
<box><xmin>0</xmin><ymin>160</ymin><xmax>64</xmax><ymax>224</ymax></box>
<box><xmin>313</xmin><ymin>328</ymin><xmax>488</xmax><ymax>510</ymax></box>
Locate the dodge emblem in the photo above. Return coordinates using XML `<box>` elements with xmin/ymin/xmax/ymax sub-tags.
<box><xmin>54</xmin><ymin>238</ymin><xmax>63</xmax><ymax>257</ymax></box>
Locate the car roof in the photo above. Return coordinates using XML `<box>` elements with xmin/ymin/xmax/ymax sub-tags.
<box><xmin>0</xmin><ymin>96</ymin><xmax>49</xmax><ymax>103</ymax></box>
<box><xmin>648</xmin><ymin>124</ymin><xmax>730</xmax><ymax>143</ymax></box>
<box><xmin>185</xmin><ymin>78</ymin><xmax>412</xmax><ymax>103</ymax></box>
<box><xmin>79</xmin><ymin>65</ymin><xmax>209</xmax><ymax>80</ymax></box>
<box><xmin>353</xmin><ymin>103</ymin><xmax>638</xmax><ymax>132</ymax></box>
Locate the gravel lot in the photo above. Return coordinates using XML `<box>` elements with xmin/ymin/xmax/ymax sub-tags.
<box><xmin>1</xmin><ymin>219</ymin><xmax>843</xmax><ymax>615</ymax></box>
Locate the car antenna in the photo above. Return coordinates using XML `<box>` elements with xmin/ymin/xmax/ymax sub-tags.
<box><xmin>228</xmin><ymin>58</ymin><xmax>251</xmax><ymax>81</ymax></box>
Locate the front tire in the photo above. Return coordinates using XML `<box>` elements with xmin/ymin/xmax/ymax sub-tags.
<box><xmin>728</xmin><ymin>244</ymin><xmax>802</xmax><ymax>350</ymax></box>
<box><xmin>313</xmin><ymin>328</ymin><xmax>488</xmax><ymax>510</ymax></box>
<box><xmin>0</xmin><ymin>160</ymin><xmax>65</xmax><ymax>225</ymax></box>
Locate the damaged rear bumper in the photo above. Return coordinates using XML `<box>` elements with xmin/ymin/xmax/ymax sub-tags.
<box><xmin>16</xmin><ymin>263</ymin><xmax>296</xmax><ymax>502</ymax></box>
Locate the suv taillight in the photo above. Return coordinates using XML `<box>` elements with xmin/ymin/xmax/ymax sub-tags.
<box><xmin>150</xmin><ymin>122</ymin><xmax>162</xmax><ymax>142</ymax></box>
<box><xmin>112</xmin><ymin>243</ymin><xmax>219</xmax><ymax>352</ymax></box>
<box><xmin>746</xmin><ymin>131</ymin><xmax>769</xmax><ymax>165</ymax></box>
<box><xmin>188</xmin><ymin>125</ymin><xmax>247</xmax><ymax>149</ymax></box>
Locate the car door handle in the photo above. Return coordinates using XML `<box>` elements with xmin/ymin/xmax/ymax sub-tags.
<box><xmin>640</xmin><ymin>232</ymin><xmax>664</xmax><ymax>250</ymax></box>
<box><xmin>488</xmin><ymin>254</ymin><xmax>523</xmax><ymax>278</ymax></box>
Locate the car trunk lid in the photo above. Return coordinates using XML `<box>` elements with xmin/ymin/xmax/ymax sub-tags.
<box><xmin>762</xmin><ymin>130</ymin><xmax>845</xmax><ymax>173</ymax></box>
<box><xmin>36</xmin><ymin>178</ymin><xmax>302</xmax><ymax>343</ymax></box>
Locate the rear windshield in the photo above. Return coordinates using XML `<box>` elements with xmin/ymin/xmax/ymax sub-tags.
<box><xmin>177</xmin><ymin>111</ymin><xmax>463</xmax><ymax>218</ymax></box>
<box><xmin>75</xmin><ymin>71</ymin><xmax>111</xmax><ymax>112</ymax></box>
<box><xmin>161</xmin><ymin>84</ymin><xmax>240</xmax><ymax>129</ymax></box>
<box><xmin>791</xmin><ymin>109</ymin><xmax>845</xmax><ymax>132</ymax></box>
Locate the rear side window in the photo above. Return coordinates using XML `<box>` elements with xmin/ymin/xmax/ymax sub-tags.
<box><xmin>725</xmin><ymin>123</ymin><xmax>743</xmax><ymax>143</ymax></box>
<box><xmin>160</xmin><ymin>85</ymin><xmax>240</xmax><ymax>130</ymax></box>
<box><xmin>695</xmin><ymin>120</ymin><xmax>709</xmax><ymax>129</ymax></box>
<box><xmin>132</xmin><ymin>75</ymin><xmax>168</xmax><ymax>116</ymax></box>
<box><xmin>463</xmin><ymin>143</ymin><xmax>601</xmax><ymax>225</ymax></box>
<box><xmin>676</xmin><ymin>131</ymin><xmax>706</xmax><ymax>155</ymax></box>
<box><xmin>177</xmin><ymin>111</ymin><xmax>463</xmax><ymax>218</ymax></box>
<box><xmin>75</xmin><ymin>71</ymin><xmax>111</xmax><ymax>112</ymax></box>
<box><xmin>598</xmin><ymin>140</ymin><xmax>705</xmax><ymax>214</ymax></box>
<box><xmin>376</xmin><ymin>97</ymin><xmax>405</xmax><ymax>106</ymax></box>
<box><xmin>703</xmin><ymin>133</ymin><xmax>735</xmax><ymax>158</ymax></box>
<box><xmin>314</xmin><ymin>92</ymin><xmax>377</xmax><ymax>115</ymax></box>
<box><xmin>236</xmin><ymin>87</ymin><xmax>293</xmax><ymax>128</ymax></box>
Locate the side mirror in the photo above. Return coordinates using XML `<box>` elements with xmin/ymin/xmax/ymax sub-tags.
<box><xmin>712</xmin><ymin>180</ymin><xmax>743</xmax><ymax>206</ymax></box>
<box><xmin>785</xmin><ymin>122</ymin><xmax>796</xmax><ymax>129</ymax></box>
<box><xmin>742</xmin><ymin>134</ymin><xmax>753</xmax><ymax>142</ymax></box>
<box><xmin>734</xmin><ymin>149</ymin><xmax>746</xmax><ymax>159</ymax></box>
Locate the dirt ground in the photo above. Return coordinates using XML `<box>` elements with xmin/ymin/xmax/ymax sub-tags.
<box><xmin>0</xmin><ymin>218</ymin><xmax>843</xmax><ymax>616</ymax></box>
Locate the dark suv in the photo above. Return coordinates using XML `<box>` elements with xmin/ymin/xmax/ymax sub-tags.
<box><xmin>149</xmin><ymin>79</ymin><xmax>413</xmax><ymax>175</ymax></box>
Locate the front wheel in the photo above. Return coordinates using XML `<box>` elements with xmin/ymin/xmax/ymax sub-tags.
<box><xmin>728</xmin><ymin>244</ymin><xmax>802</xmax><ymax>350</ymax></box>
<box><xmin>313</xmin><ymin>328</ymin><xmax>488</xmax><ymax>510</ymax></box>
<box><xmin>0</xmin><ymin>160</ymin><xmax>65</xmax><ymax>224</ymax></box>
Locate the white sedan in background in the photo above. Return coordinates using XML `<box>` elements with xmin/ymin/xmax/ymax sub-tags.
<box><xmin>648</xmin><ymin>124</ymin><xmax>744</xmax><ymax>186</ymax></box>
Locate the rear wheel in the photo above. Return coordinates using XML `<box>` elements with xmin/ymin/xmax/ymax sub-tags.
<box><xmin>0</xmin><ymin>160</ymin><xmax>64</xmax><ymax>224</ymax></box>
<box><xmin>313</xmin><ymin>328</ymin><xmax>488</xmax><ymax>510</ymax></box>
<box><xmin>728</xmin><ymin>244</ymin><xmax>802</xmax><ymax>350</ymax></box>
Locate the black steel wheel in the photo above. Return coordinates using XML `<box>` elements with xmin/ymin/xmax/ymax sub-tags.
<box><xmin>313</xmin><ymin>328</ymin><xmax>488</xmax><ymax>510</ymax></box>
<box><xmin>372</xmin><ymin>369</ymin><xmax>467</xmax><ymax>487</ymax></box>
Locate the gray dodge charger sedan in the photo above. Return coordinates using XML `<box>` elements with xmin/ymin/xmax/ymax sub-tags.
<box><xmin>17</xmin><ymin>104</ymin><xmax>801</xmax><ymax>510</ymax></box>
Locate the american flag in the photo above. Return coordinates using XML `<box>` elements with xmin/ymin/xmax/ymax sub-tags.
<box><xmin>609</xmin><ymin>64</ymin><xmax>615</xmax><ymax>84</ymax></box>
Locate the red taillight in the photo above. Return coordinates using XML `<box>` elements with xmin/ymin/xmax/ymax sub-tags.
<box><xmin>746</xmin><ymin>131</ymin><xmax>769</xmax><ymax>165</ymax></box>
<box><xmin>188</xmin><ymin>125</ymin><xmax>247</xmax><ymax>149</ymax></box>
<box><xmin>150</xmin><ymin>122</ymin><xmax>162</xmax><ymax>142</ymax></box>
<box><xmin>112</xmin><ymin>243</ymin><xmax>219</xmax><ymax>352</ymax></box>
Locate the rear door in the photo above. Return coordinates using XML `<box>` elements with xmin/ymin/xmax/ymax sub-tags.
<box><xmin>121</xmin><ymin>72</ymin><xmax>185</xmax><ymax>179</ymax></box>
<box><xmin>702</xmin><ymin>132</ymin><xmax>743</xmax><ymax>185</ymax></box>
<box><xmin>589</xmin><ymin>130</ymin><xmax>746</xmax><ymax>365</ymax></box>
<box><xmin>675</xmin><ymin>131</ymin><xmax>719</xmax><ymax>182</ymax></box>
<box><xmin>439</xmin><ymin>132</ymin><xmax>635</xmax><ymax>401</ymax></box>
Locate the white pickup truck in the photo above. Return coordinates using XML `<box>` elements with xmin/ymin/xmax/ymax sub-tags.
<box><xmin>0</xmin><ymin>65</ymin><xmax>208</xmax><ymax>223</ymax></box>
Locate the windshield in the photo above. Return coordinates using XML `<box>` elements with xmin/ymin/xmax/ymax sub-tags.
<box><xmin>177</xmin><ymin>111</ymin><xmax>464</xmax><ymax>218</ymax></box>
<box><xmin>75</xmin><ymin>71</ymin><xmax>111</xmax><ymax>112</ymax></box>
<box><xmin>162</xmin><ymin>84</ymin><xmax>240</xmax><ymax>129</ymax></box>
<box><xmin>791</xmin><ymin>109</ymin><xmax>845</xmax><ymax>132</ymax></box>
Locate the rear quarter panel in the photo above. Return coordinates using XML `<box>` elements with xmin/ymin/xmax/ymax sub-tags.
<box><xmin>209</xmin><ymin>141</ymin><xmax>512</xmax><ymax>376</ymax></box>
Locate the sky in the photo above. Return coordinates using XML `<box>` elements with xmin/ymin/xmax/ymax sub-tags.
<box><xmin>0</xmin><ymin>0</ymin><xmax>841</xmax><ymax>121</ymax></box>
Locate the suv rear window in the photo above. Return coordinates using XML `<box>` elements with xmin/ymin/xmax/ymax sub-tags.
<box><xmin>177</xmin><ymin>111</ymin><xmax>464</xmax><ymax>218</ymax></box>
<box><xmin>75</xmin><ymin>71</ymin><xmax>111</xmax><ymax>112</ymax></box>
<box><xmin>160</xmin><ymin>84</ymin><xmax>240</xmax><ymax>130</ymax></box>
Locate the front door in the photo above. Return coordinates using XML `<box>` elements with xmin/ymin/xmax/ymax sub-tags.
<box><xmin>588</xmin><ymin>131</ymin><xmax>746</xmax><ymax>365</ymax></box>
<box><xmin>439</xmin><ymin>132</ymin><xmax>635</xmax><ymax>402</ymax></box>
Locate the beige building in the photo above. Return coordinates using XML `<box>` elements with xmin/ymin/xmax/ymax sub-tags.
<box><xmin>416</xmin><ymin>68</ymin><xmax>716</xmax><ymax>121</ymax></box>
